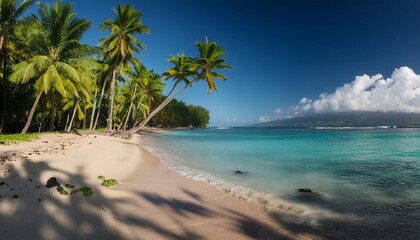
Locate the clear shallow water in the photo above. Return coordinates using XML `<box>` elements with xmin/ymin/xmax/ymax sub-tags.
<box><xmin>140</xmin><ymin>128</ymin><xmax>420</xmax><ymax>239</ymax></box>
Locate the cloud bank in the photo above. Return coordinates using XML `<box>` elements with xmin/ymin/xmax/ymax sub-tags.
<box><xmin>296</xmin><ymin>66</ymin><xmax>420</xmax><ymax>114</ymax></box>
<box><xmin>258</xmin><ymin>116</ymin><xmax>271</xmax><ymax>122</ymax></box>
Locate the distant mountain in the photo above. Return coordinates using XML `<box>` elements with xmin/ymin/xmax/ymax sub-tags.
<box><xmin>251</xmin><ymin>112</ymin><xmax>420</xmax><ymax>128</ymax></box>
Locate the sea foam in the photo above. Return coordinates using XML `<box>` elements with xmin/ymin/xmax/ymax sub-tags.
<box><xmin>139</xmin><ymin>135</ymin><xmax>351</xmax><ymax>225</ymax></box>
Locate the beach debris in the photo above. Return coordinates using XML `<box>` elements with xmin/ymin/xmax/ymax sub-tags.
<box><xmin>298</xmin><ymin>188</ymin><xmax>312</xmax><ymax>193</ymax></box>
<box><xmin>57</xmin><ymin>186</ymin><xmax>69</xmax><ymax>195</ymax></box>
<box><xmin>71</xmin><ymin>187</ymin><xmax>93</xmax><ymax>197</ymax></box>
<box><xmin>45</xmin><ymin>177</ymin><xmax>60</xmax><ymax>188</ymax></box>
<box><xmin>0</xmin><ymin>182</ymin><xmax>5</xmax><ymax>186</ymax></box>
<box><xmin>12</xmin><ymin>195</ymin><xmax>18</xmax><ymax>198</ymax></box>
<box><xmin>234</xmin><ymin>170</ymin><xmax>243</xmax><ymax>174</ymax></box>
<box><xmin>98</xmin><ymin>176</ymin><xmax>118</xmax><ymax>187</ymax></box>
<box><xmin>44</xmin><ymin>177</ymin><xmax>94</xmax><ymax>197</ymax></box>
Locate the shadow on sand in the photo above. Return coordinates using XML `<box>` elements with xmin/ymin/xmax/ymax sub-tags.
<box><xmin>0</xmin><ymin>150</ymin><xmax>326</xmax><ymax>240</ymax></box>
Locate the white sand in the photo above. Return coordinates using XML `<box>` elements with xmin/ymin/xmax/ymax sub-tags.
<box><xmin>0</xmin><ymin>133</ymin><xmax>323</xmax><ymax>240</ymax></box>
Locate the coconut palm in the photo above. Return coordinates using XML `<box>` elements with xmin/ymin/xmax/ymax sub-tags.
<box><xmin>130</xmin><ymin>38</ymin><xmax>230</xmax><ymax>133</ymax></box>
<box><xmin>121</xmin><ymin>62</ymin><xmax>149</xmax><ymax>129</ymax></box>
<box><xmin>10</xmin><ymin>0</ymin><xmax>97</xmax><ymax>133</ymax></box>
<box><xmin>162</xmin><ymin>53</ymin><xmax>194</xmax><ymax>97</ymax></box>
<box><xmin>99</xmin><ymin>4</ymin><xmax>149</xmax><ymax>131</ymax></box>
<box><xmin>89</xmin><ymin>60</ymin><xmax>108</xmax><ymax>130</ymax></box>
<box><xmin>142</xmin><ymin>71</ymin><xmax>164</xmax><ymax>116</ymax></box>
<box><xmin>0</xmin><ymin>0</ymin><xmax>35</xmax><ymax>132</ymax></box>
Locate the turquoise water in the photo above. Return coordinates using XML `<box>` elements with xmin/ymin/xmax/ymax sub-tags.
<box><xmin>141</xmin><ymin>128</ymin><xmax>420</xmax><ymax>239</ymax></box>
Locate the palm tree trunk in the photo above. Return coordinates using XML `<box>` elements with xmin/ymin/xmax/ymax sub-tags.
<box><xmin>38</xmin><ymin>97</ymin><xmax>47</xmax><ymax>132</ymax></box>
<box><xmin>83</xmin><ymin>104</ymin><xmax>87</xmax><ymax>129</ymax></box>
<box><xmin>131</xmin><ymin>77</ymin><xmax>201</xmax><ymax>133</ymax></box>
<box><xmin>123</xmin><ymin>84</ymin><xmax>137</xmax><ymax>130</ymax></box>
<box><xmin>166</xmin><ymin>81</ymin><xmax>179</xmax><ymax>98</ymax></box>
<box><xmin>49</xmin><ymin>94</ymin><xmax>56</xmax><ymax>131</ymax></box>
<box><xmin>22</xmin><ymin>91</ymin><xmax>43</xmax><ymax>134</ymax></box>
<box><xmin>107</xmin><ymin>69</ymin><xmax>117</xmax><ymax>131</ymax></box>
<box><xmin>64</xmin><ymin>111</ymin><xmax>70</xmax><ymax>131</ymax></box>
<box><xmin>0</xmin><ymin>52</ymin><xmax>7</xmax><ymax>133</ymax></box>
<box><xmin>89</xmin><ymin>89</ymin><xmax>98</xmax><ymax>130</ymax></box>
<box><xmin>67</xmin><ymin>101</ymin><xmax>79</xmax><ymax>132</ymax></box>
<box><xmin>93</xmin><ymin>77</ymin><xmax>108</xmax><ymax>130</ymax></box>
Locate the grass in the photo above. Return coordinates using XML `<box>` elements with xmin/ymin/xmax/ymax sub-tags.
<box><xmin>0</xmin><ymin>133</ymin><xmax>40</xmax><ymax>145</ymax></box>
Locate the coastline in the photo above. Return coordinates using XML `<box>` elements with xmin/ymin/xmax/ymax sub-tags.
<box><xmin>0</xmin><ymin>133</ymin><xmax>323</xmax><ymax>240</ymax></box>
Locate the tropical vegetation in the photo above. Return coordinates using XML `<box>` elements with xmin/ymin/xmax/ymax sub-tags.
<box><xmin>0</xmin><ymin>0</ymin><xmax>230</xmax><ymax>135</ymax></box>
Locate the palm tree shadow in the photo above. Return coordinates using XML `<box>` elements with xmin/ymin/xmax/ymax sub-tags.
<box><xmin>139</xmin><ymin>192</ymin><xmax>211</xmax><ymax>217</ymax></box>
<box><xmin>0</xmin><ymin>154</ymin><xmax>124</xmax><ymax>240</ymax></box>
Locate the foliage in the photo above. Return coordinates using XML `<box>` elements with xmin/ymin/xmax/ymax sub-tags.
<box><xmin>64</xmin><ymin>184</ymin><xmax>75</xmax><ymax>189</ymax></box>
<box><xmin>71</xmin><ymin>187</ymin><xmax>93</xmax><ymax>197</ymax></box>
<box><xmin>99</xmin><ymin>4</ymin><xmax>149</xmax><ymax>130</ymax></box>
<box><xmin>98</xmin><ymin>175</ymin><xmax>118</xmax><ymax>187</ymax></box>
<box><xmin>0</xmin><ymin>133</ymin><xmax>39</xmax><ymax>144</ymax></box>
<box><xmin>0</xmin><ymin>2</ymin><xmax>228</xmax><ymax>134</ymax></box>
<box><xmin>132</xmin><ymin>37</ymin><xmax>230</xmax><ymax>131</ymax></box>
<box><xmin>150</xmin><ymin>97</ymin><xmax>210</xmax><ymax>128</ymax></box>
<box><xmin>57</xmin><ymin>186</ymin><xmax>69</xmax><ymax>195</ymax></box>
<box><xmin>10</xmin><ymin>0</ymin><xmax>99</xmax><ymax>133</ymax></box>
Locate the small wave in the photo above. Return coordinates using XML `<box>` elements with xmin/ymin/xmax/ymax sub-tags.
<box><xmin>315</xmin><ymin>126</ymin><xmax>397</xmax><ymax>130</ymax></box>
<box><xmin>216</xmin><ymin>127</ymin><xmax>230</xmax><ymax>130</ymax></box>
<box><xmin>140</xmin><ymin>137</ymin><xmax>356</xmax><ymax>225</ymax></box>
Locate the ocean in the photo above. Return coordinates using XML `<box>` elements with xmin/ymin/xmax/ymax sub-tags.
<box><xmin>140</xmin><ymin>127</ymin><xmax>420</xmax><ymax>239</ymax></box>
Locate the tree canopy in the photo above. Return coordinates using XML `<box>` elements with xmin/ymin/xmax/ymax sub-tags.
<box><xmin>0</xmin><ymin>0</ymin><xmax>230</xmax><ymax>134</ymax></box>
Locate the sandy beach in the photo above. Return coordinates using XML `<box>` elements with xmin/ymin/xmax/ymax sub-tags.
<box><xmin>0</xmin><ymin>133</ymin><xmax>323</xmax><ymax>240</ymax></box>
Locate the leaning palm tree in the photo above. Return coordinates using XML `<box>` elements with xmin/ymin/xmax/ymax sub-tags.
<box><xmin>162</xmin><ymin>53</ymin><xmax>194</xmax><ymax>97</ymax></box>
<box><xmin>142</xmin><ymin>71</ymin><xmax>164</xmax><ymax>116</ymax></box>
<box><xmin>99</xmin><ymin>4</ymin><xmax>149</xmax><ymax>131</ymax></box>
<box><xmin>130</xmin><ymin>38</ymin><xmax>231</xmax><ymax>133</ymax></box>
<box><xmin>10</xmin><ymin>0</ymin><xmax>97</xmax><ymax>133</ymax></box>
<box><xmin>121</xmin><ymin>62</ymin><xmax>150</xmax><ymax>129</ymax></box>
<box><xmin>0</xmin><ymin>0</ymin><xmax>36</xmax><ymax>132</ymax></box>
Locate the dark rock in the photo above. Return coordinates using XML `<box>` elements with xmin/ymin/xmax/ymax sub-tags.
<box><xmin>298</xmin><ymin>188</ymin><xmax>312</xmax><ymax>193</ymax></box>
<box><xmin>235</xmin><ymin>170</ymin><xmax>243</xmax><ymax>174</ymax></box>
<box><xmin>38</xmin><ymin>198</ymin><xmax>42</xmax><ymax>202</ymax></box>
<box><xmin>12</xmin><ymin>195</ymin><xmax>18</xmax><ymax>198</ymax></box>
<box><xmin>0</xmin><ymin>182</ymin><xmax>5</xmax><ymax>186</ymax></box>
<box><xmin>45</xmin><ymin>177</ymin><xmax>60</xmax><ymax>188</ymax></box>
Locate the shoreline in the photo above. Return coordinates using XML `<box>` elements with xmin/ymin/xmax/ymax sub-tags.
<box><xmin>0</xmin><ymin>133</ymin><xmax>323</xmax><ymax>239</ymax></box>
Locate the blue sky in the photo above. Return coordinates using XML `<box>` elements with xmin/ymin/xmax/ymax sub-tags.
<box><xmin>32</xmin><ymin>0</ymin><xmax>420</xmax><ymax>126</ymax></box>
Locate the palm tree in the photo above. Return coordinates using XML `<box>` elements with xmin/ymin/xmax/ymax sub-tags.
<box><xmin>142</xmin><ymin>71</ymin><xmax>164</xmax><ymax>116</ymax></box>
<box><xmin>99</xmin><ymin>4</ymin><xmax>149</xmax><ymax>131</ymax></box>
<box><xmin>89</xmin><ymin>60</ymin><xmax>108</xmax><ymax>130</ymax></box>
<box><xmin>162</xmin><ymin>53</ymin><xmax>194</xmax><ymax>97</ymax></box>
<box><xmin>10</xmin><ymin>0</ymin><xmax>97</xmax><ymax>133</ymax></box>
<box><xmin>130</xmin><ymin>38</ymin><xmax>230</xmax><ymax>133</ymax></box>
<box><xmin>0</xmin><ymin>0</ymin><xmax>35</xmax><ymax>132</ymax></box>
<box><xmin>122</xmin><ymin>62</ymin><xmax>149</xmax><ymax>129</ymax></box>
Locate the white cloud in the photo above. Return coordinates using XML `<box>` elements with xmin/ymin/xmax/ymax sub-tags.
<box><xmin>274</xmin><ymin>108</ymin><xmax>283</xmax><ymax>115</ymax></box>
<box><xmin>259</xmin><ymin>116</ymin><xmax>271</xmax><ymax>122</ymax></box>
<box><xmin>296</xmin><ymin>66</ymin><xmax>420</xmax><ymax>114</ymax></box>
<box><xmin>226</xmin><ymin>117</ymin><xmax>239</xmax><ymax>123</ymax></box>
